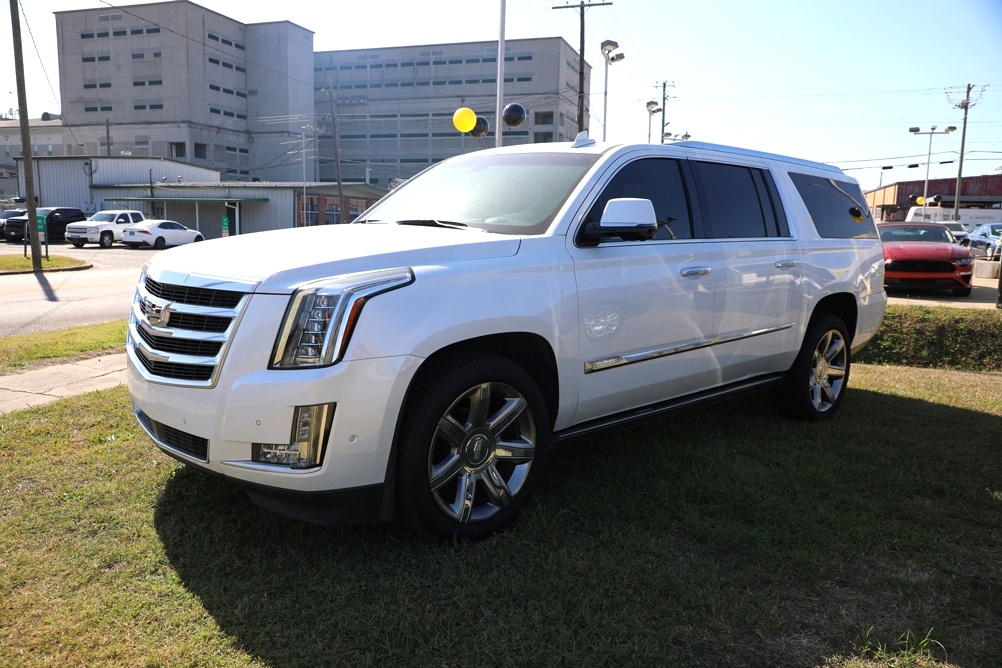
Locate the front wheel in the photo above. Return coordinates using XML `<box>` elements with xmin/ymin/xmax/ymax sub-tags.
<box><xmin>99</xmin><ymin>232</ymin><xmax>114</xmax><ymax>248</ymax></box>
<box><xmin>953</xmin><ymin>286</ymin><xmax>972</xmax><ymax>297</ymax></box>
<box><xmin>775</xmin><ymin>313</ymin><xmax>850</xmax><ymax>421</ymax></box>
<box><xmin>71</xmin><ymin>242</ymin><xmax>84</xmax><ymax>248</ymax></box>
<box><xmin>153</xmin><ymin>237</ymin><xmax>166</xmax><ymax>250</ymax></box>
<box><xmin>395</xmin><ymin>353</ymin><xmax>550</xmax><ymax>540</ymax></box>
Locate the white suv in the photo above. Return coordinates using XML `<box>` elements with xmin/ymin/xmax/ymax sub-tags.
<box><xmin>127</xmin><ymin>134</ymin><xmax>887</xmax><ymax>540</ymax></box>
<box><xmin>65</xmin><ymin>210</ymin><xmax>145</xmax><ymax>248</ymax></box>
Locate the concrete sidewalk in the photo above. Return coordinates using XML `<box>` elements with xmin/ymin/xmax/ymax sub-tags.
<box><xmin>0</xmin><ymin>352</ymin><xmax>127</xmax><ymax>415</ymax></box>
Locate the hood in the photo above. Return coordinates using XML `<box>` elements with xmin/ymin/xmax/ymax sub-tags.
<box><xmin>142</xmin><ymin>224</ymin><xmax>522</xmax><ymax>294</ymax></box>
<box><xmin>883</xmin><ymin>242</ymin><xmax>970</xmax><ymax>261</ymax></box>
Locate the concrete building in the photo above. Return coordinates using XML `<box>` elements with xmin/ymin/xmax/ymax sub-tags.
<box><xmin>51</xmin><ymin>0</ymin><xmax>313</xmax><ymax>182</ymax></box>
<box><xmin>313</xmin><ymin>37</ymin><xmax>589</xmax><ymax>186</ymax></box>
<box><xmin>866</xmin><ymin>173</ymin><xmax>1002</xmax><ymax>220</ymax></box>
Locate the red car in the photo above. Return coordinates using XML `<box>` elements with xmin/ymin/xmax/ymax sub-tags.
<box><xmin>879</xmin><ymin>222</ymin><xmax>973</xmax><ymax>297</ymax></box>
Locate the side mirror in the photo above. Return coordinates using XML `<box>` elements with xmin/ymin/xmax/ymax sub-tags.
<box><xmin>580</xmin><ymin>198</ymin><xmax>658</xmax><ymax>245</ymax></box>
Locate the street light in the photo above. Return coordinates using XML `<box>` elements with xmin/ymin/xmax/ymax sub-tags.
<box><xmin>646</xmin><ymin>100</ymin><xmax>661</xmax><ymax>143</ymax></box>
<box><xmin>600</xmin><ymin>40</ymin><xmax>624</xmax><ymax>142</ymax></box>
<box><xmin>909</xmin><ymin>125</ymin><xmax>957</xmax><ymax>219</ymax></box>
<box><xmin>665</xmin><ymin>131</ymin><xmax>691</xmax><ymax>142</ymax></box>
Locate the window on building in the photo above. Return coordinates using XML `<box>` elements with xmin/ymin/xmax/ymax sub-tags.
<box><xmin>194</xmin><ymin>143</ymin><xmax>207</xmax><ymax>159</ymax></box>
<box><xmin>535</xmin><ymin>111</ymin><xmax>554</xmax><ymax>125</ymax></box>
<box><xmin>169</xmin><ymin>142</ymin><xmax>186</xmax><ymax>158</ymax></box>
<box><xmin>533</xmin><ymin>132</ymin><xmax>554</xmax><ymax>143</ymax></box>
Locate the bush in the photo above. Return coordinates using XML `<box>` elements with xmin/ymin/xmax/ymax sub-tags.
<box><xmin>856</xmin><ymin>305</ymin><xmax>1002</xmax><ymax>372</ymax></box>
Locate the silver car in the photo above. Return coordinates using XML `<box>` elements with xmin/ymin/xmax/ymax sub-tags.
<box><xmin>968</xmin><ymin>223</ymin><xmax>1002</xmax><ymax>259</ymax></box>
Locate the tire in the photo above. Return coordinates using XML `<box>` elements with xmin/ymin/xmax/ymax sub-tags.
<box><xmin>71</xmin><ymin>242</ymin><xmax>84</xmax><ymax>248</ymax></box>
<box><xmin>153</xmin><ymin>236</ymin><xmax>166</xmax><ymax>250</ymax></box>
<box><xmin>395</xmin><ymin>352</ymin><xmax>550</xmax><ymax>540</ymax></box>
<box><xmin>99</xmin><ymin>232</ymin><xmax>114</xmax><ymax>248</ymax></box>
<box><xmin>952</xmin><ymin>286</ymin><xmax>972</xmax><ymax>297</ymax></box>
<box><xmin>775</xmin><ymin>313</ymin><xmax>850</xmax><ymax>421</ymax></box>
<box><xmin>194</xmin><ymin>235</ymin><xmax>204</xmax><ymax>243</ymax></box>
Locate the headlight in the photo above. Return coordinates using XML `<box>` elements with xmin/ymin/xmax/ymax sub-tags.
<box><xmin>957</xmin><ymin>256</ymin><xmax>972</xmax><ymax>266</ymax></box>
<box><xmin>86</xmin><ymin>226</ymin><xmax>99</xmax><ymax>234</ymax></box>
<box><xmin>270</xmin><ymin>268</ymin><xmax>414</xmax><ymax>369</ymax></box>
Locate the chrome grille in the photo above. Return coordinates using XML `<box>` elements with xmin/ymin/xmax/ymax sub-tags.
<box><xmin>128</xmin><ymin>274</ymin><xmax>252</xmax><ymax>387</ymax></box>
<box><xmin>144</xmin><ymin>276</ymin><xmax>244</xmax><ymax>308</ymax></box>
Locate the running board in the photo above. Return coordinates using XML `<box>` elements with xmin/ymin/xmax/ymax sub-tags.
<box><xmin>551</xmin><ymin>373</ymin><xmax>786</xmax><ymax>448</ymax></box>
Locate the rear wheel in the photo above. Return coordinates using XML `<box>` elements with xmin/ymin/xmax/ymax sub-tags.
<box><xmin>775</xmin><ymin>313</ymin><xmax>850</xmax><ymax>421</ymax></box>
<box><xmin>99</xmin><ymin>232</ymin><xmax>114</xmax><ymax>248</ymax></box>
<box><xmin>395</xmin><ymin>353</ymin><xmax>550</xmax><ymax>540</ymax></box>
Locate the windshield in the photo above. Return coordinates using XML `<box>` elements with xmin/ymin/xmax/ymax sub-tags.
<box><xmin>89</xmin><ymin>213</ymin><xmax>116</xmax><ymax>222</ymax></box>
<box><xmin>357</xmin><ymin>151</ymin><xmax>599</xmax><ymax>235</ymax></box>
<box><xmin>879</xmin><ymin>225</ymin><xmax>953</xmax><ymax>243</ymax></box>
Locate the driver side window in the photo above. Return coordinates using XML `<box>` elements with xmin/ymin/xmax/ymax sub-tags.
<box><xmin>584</xmin><ymin>158</ymin><xmax>694</xmax><ymax>240</ymax></box>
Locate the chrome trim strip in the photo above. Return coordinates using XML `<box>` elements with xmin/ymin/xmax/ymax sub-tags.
<box><xmin>220</xmin><ymin>460</ymin><xmax>320</xmax><ymax>475</ymax></box>
<box><xmin>584</xmin><ymin>322</ymin><xmax>795</xmax><ymax>374</ymax></box>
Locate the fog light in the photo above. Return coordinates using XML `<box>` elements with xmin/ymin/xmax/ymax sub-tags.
<box><xmin>252</xmin><ymin>403</ymin><xmax>335</xmax><ymax>469</ymax></box>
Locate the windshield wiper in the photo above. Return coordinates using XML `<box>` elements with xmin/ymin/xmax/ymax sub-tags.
<box><xmin>396</xmin><ymin>219</ymin><xmax>468</xmax><ymax>229</ymax></box>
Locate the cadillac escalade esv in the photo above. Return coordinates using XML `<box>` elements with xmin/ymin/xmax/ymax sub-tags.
<box><xmin>127</xmin><ymin>134</ymin><xmax>886</xmax><ymax>540</ymax></box>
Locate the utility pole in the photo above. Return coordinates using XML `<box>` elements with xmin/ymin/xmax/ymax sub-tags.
<box><xmin>655</xmin><ymin>81</ymin><xmax>675</xmax><ymax>143</ymax></box>
<box><xmin>10</xmin><ymin>0</ymin><xmax>41</xmax><ymax>270</ymax></box>
<box><xmin>949</xmin><ymin>83</ymin><xmax>978</xmax><ymax>222</ymax></box>
<box><xmin>325</xmin><ymin>80</ymin><xmax>349</xmax><ymax>223</ymax></box>
<box><xmin>105</xmin><ymin>118</ymin><xmax>112</xmax><ymax>156</ymax></box>
<box><xmin>553</xmin><ymin>1</ymin><xmax>612</xmax><ymax>134</ymax></box>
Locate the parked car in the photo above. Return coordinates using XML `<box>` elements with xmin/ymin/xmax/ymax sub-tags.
<box><xmin>0</xmin><ymin>209</ymin><xmax>27</xmax><ymax>237</ymax></box>
<box><xmin>878</xmin><ymin>222</ymin><xmax>974</xmax><ymax>296</ymax></box>
<box><xmin>968</xmin><ymin>223</ymin><xmax>1002</xmax><ymax>260</ymax></box>
<box><xmin>2</xmin><ymin>207</ymin><xmax>87</xmax><ymax>243</ymax></box>
<box><xmin>940</xmin><ymin>221</ymin><xmax>970</xmax><ymax>246</ymax></box>
<box><xmin>127</xmin><ymin>135</ymin><xmax>887</xmax><ymax>540</ymax></box>
<box><xmin>122</xmin><ymin>219</ymin><xmax>204</xmax><ymax>249</ymax></box>
<box><xmin>65</xmin><ymin>210</ymin><xmax>146</xmax><ymax>248</ymax></box>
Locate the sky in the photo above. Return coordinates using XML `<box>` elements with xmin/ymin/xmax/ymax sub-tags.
<box><xmin>3</xmin><ymin>0</ymin><xmax>1001</xmax><ymax>192</ymax></box>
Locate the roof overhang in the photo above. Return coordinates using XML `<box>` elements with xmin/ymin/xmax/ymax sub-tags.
<box><xmin>104</xmin><ymin>196</ymin><xmax>269</xmax><ymax>203</ymax></box>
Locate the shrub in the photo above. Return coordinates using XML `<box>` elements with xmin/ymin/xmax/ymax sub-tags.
<box><xmin>856</xmin><ymin>305</ymin><xmax>1002</xmax><ymax>372</ymax></box>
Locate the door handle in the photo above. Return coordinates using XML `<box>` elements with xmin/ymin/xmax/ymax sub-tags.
<box><xmin>681</xmin><ymin>267</ymin><xmax>711</xmax><ymax>277</ymax></box>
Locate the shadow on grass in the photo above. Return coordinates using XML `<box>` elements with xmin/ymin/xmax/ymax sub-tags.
<box><xmin>154</xmin><ymin>387</ymin><xmax>1002</xmax><ymax>668</ymax></box>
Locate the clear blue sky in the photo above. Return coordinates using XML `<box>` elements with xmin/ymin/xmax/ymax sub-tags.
<box><xmin>4</xmin><ymin>0</ymin><xmax>1001</xmax><ymax>192</ymax></box>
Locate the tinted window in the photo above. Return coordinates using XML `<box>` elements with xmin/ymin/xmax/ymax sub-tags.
<box><xmin>695</xmin><ymin>162</ymin><xmax>783</xmax><ymax>239</ymax></box>
<box><xmin>789</xmin><ymin>172</ymin><xmax>877</xmax><ymax>239</ymax></box>
<box><xmin>584</xmin><ymin>158</ymin><xmax>693</xmax><ymax>240</ymax></box>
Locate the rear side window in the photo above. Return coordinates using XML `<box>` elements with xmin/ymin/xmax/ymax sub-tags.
<box><xmin>693</xmin><ymin>161</ymin><xmax>788</xmax><ymax>238</ymax></box>
<box><xmin>583</xmin><ymin>158</ymin><xmax>694</xmax><ymax>240</ymax></box>
<box><xmin>789</xmin><ymin>172</ymin><xmax>877</xmax><ymax>239</ymax></box>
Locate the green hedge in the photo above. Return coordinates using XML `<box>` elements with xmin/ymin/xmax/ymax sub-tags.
<box><xmin>855</xmin><ymin>304</ymin><xmax>1002</xmax><ymax>372</ymax></box>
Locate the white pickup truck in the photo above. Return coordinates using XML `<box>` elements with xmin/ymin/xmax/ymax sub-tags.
<box><xmin>65</xmin><ymin>209</ymin><xmax>145</xmax><ymax>248</ymax></box>
<box><xmin>127</xmin><ymin>134</ymin><xmax>886</xmax><ymax>540</ymax></box>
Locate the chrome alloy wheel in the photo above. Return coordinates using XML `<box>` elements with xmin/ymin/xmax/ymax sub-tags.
<box><xmin>808</xmin><ymin>328</ymin><xmax>847</xmax><ymax>414</ymax></box>
<box><xmin>427</xmin><ymin>381</ymin><xmax>537</xmax><ymax>525</ymax></box>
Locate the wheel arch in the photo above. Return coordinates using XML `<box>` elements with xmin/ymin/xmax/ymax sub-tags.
<box><xmin>375</xmin><ymin>332</ymin><xmax>559</xmax><ymax>524</ymax></box>
<box><xmin>809</xmin><ymin>292</ymin><xmax>857</xmax><ymax>346</ymax></box>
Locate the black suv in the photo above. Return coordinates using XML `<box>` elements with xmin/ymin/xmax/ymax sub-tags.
<box><xmin>3</xmin><ymin>207</ymin><xmax>88</xmax><ymax>243</ymax></box>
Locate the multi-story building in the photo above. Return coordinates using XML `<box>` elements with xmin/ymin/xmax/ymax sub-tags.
<box><xmin>52</xmin><ymin>0</ymin><xmax>313</xmax><ymax>182</ymax></box>
<box><xmin>3</xmin><ymin>1</ymin><xmax>589</xmax><ymax>188</ymax></box>
<box><xmin>313</xmin><ymin>38</ymin><xmax>589</xmax><ymax>186</ymax></box>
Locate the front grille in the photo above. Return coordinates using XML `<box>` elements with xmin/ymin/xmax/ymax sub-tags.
<box><xmin>135</xmin><ymin>347</ymin><xmax>214</xmax><ymax>382</ymax></box>
<box><xmin>136</xmin><ymin>324</ymin><xmax>223</xmax><ymax>357</ymax></box>
<box><xmin>130</xmin><ymin>275</ymin><xmax>251</xmax><ymax>387</ymax></box>
<box><xmin>886</xmin><ymin>259</ymin><xmax>955</xmax><ymax>273</ymax></box>
<box><xmin>138</xmin><ymin>409</ymin><xmax>208</xmax><ymax>461</ymax></box>
<box><xmin>168</xmin><ymin>312</ymin><xmax>232</xmax><ymax>333</ymax></box>
<box><xmin>145</xmin><ymin>277</ymin><xmax>244</xmax><ymax>308</ymax></box>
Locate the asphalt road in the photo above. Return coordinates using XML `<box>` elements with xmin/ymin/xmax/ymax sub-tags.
<box><xmin>0</xmin><ymin>241</ymin><xmax>154</xmax><ymax>337</ymax></box>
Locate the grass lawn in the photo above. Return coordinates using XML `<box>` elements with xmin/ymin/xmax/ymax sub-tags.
<box><xmin>1</xmin><ymin>363</ymin><xmax>999</xmax><ymax>667</ymax></box>
<box><xmin>0</xmin><ymin>254</ymin><xmax>87</xmax><ymax>273</ymax></box>
<box><xmin>0</xmin><ymin>321</ymin><xmax>127</xmax><ymax>375</ymax></box>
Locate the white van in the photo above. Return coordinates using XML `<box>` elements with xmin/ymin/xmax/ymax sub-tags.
<box><xmin>904</xmin><ymin>205</ymin><xmax>1002</xmax><ymax>232</ymax></box>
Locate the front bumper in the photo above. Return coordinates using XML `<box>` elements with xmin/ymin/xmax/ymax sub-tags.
<box><xmin>128</xmin><ymin>331</ymin><xmax>421</xmax><ymax>522</ymax></box>
<box><xmin>65</xmin><ymin>231</ymin><xmax>99</xmax><ymax>243</ymax></box>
